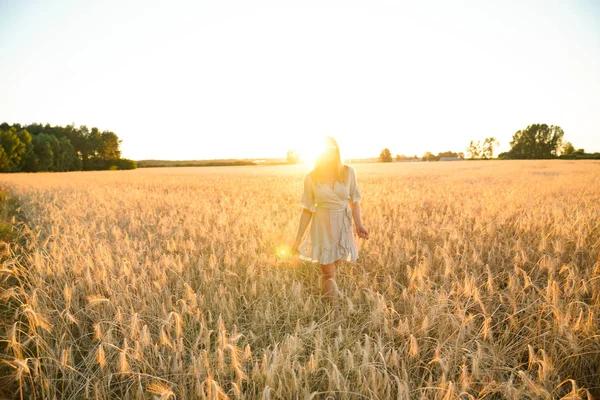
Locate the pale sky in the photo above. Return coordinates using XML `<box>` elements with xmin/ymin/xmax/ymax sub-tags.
<box><xmin>1</xmin><ymin>0</ymin><xmax>599</xmax><ymax>160</ymax></box>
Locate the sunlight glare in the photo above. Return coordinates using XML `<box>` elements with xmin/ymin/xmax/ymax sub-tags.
<box><xmin>297</xmin><ymin>137</ymin><xmax>334</xmax><ymax>166</ymax></box>
<box><xmin>298</xmin><ymin>144</ymin><xmax>319</xmax><ymax>166</ymax></box>
<box><xmin>275</xmin><ymin>244</ymin><xmax>292</xmax><ymax>261</ymax></box>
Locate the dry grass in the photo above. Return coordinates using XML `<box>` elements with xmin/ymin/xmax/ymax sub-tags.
<box><xmin>0</xmin><ymin>160</ymin><xmax>599</xmax><ymax>399</ymax></box>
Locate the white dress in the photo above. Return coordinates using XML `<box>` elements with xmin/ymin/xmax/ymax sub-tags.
<box><xmin>298</xmin><ymin>165</ymin><xmax>362</xmax><ymax>264</ymax></box>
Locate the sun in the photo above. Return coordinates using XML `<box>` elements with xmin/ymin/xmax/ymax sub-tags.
<box><xmin>296</xmin><ymin>138</ymin><xmax>332</xmax><ymax>166</ymax></box>
<box><xmin>298</xmin><ymin>145</ymin><xmax>319</xmax><ymax>166</ymax></box>
<box><xmin>289</xmin><ymin>136</ymin><xmax>358</xmax><ymax>165</ymax></box>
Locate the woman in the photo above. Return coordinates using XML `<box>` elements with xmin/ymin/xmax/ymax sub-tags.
<box><xmin>291</xmin><ymin>136</ymin><xmax>369</xmax><ymax>309</ymax></box>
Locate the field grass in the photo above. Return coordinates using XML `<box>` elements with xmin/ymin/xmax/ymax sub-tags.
<box><xmin>0</xmin><ymin>160</ymin><xmax>599</xmax><ymax>399</ymax></box>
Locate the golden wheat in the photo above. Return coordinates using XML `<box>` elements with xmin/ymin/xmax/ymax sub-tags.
<box><xmin>0</xmin><ymin>160</ymin><xmax>599</xmax><ymax>399</ymax></box>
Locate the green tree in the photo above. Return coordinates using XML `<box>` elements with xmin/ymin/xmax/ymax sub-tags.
<box><xmin>53</xmin><ymin>136</ymin><xmax>80</xmax><ymax>171</ymax></box>
<box><xmin>73</xmin><ymin>125</ymin><xmax>90</xmax><ymax>164</ymax></box>
<box><xmin>395</xmin><ymin>154</ymin><xmax>415</xmax><ymax>161</ymax></box>
<box><xmin>286</xmin><ymin>149</ymin><xmax>301</xmax><ymax>164</ymax></box>
<box><xmin>0</xmin><ymin>127</ymin><xmax>28</xmax><ymax>171</ymax></box>
<box><xmin>395</xmin><ymin>154</ymin><xmax>413</xmax><ymax>161</ymax></box>
<box><xmin>561</xmin><ymin>142</ymin><xmax>575</xmax><ymax>156</ymax></box>
<box><xmin>482</xmin><ymin>137</ymin><xmax>499</xmax><ymax>159</ymax></box>
<box><xmin>0</xmin><ymin>147</ymin><xmax>10</xmax><ymax>171</ymax></box>
<box><xmin>422</xmin><ymin>151</ymin><xmax>437</xmax><ymax>161</ymax></box>
<box><xmin>31</xmin><ymin>134</ymin><xmax>56</xmax><ymax>171</ymax></box>
<box><xmin>379</xmin><ymin>148</ymin><xmax>392</xmax><ymax>162</ymax></box>
<box><xmin>506</xmin><ymin>124</ymin><xmax>564</xmax><ymax>159</ymax></box>
<box><xmin>116</xmin><ymin>158</ymin><xmax>137</xmax><ymax>170</ymax></box>
<box><xmin>98</xmin><ymin>131</ymin><xmax>122</xmax><ymax>159</ymax></box>
<box><xmin>467</xmin><ymin>138</ymin><xmax>498</xmax><ymax>159</ymax></box>
<box><xmin>437</xmin><ymin>151</ymin><xmax>459</xmax><ymax>159</ymax></box>
<box><xmin>88</xmin><ymin>127</ymin><xmax>101</xmax><ymax>154</ymax></box>
<box><xmin>3</xmin><ymin>121</ymin><xmax>131</xmax><ymax>172</ymax></box>
<box><xmin>16</xmin><ymin>129</ymin><xmax>33</xmax><ymax>169</ymax></box>
<box><xmin>466</xmin><ymin>140</ymin><xmax>481</xmax><ymax>159</ymax></box>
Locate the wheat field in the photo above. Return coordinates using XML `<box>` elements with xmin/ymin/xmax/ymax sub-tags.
<box><xmin>1</xmin><ymin>160</ymin><xmax>599</xmax><ymax>399</ymax></box>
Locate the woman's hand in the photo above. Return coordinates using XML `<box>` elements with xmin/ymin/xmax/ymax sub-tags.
<box><xmin>355</xmin><ymin>225</ymin><xmax>369</xmax><ymax>239</ymax></box>
<box><xmin>291</xmin><ymin>240</ymin><xmax>300</xmax><ymax>255</ymax></box>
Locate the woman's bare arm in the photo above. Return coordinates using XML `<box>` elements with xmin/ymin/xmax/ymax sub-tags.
<box><xmin>349</xmin><ymin>201</ymin><xmax>364</xmax><ymax>227</ymax></box>
<box><xmin>350</xmin><ymin>201</ymin><xmax>369</xmax><ymax>239</ymax></box>
<box><xmin>292</xmin><ymin>209</ymin><xmax>313</xmax><ymax>251</ymax></box>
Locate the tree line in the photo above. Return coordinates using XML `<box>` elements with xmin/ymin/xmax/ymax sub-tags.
<box><xmin>379</xmin><ymin>148</ymin><xmax>465</xmax><ymax>162</ymax></box>
<box><xmin>498</xmin><ymin>124</ymin><xmax>599</xmax><ymax>159</ymax></box>
<box><xmin>0</xmin><ymin>122</ymin><xmax>136</xmax><ymax>172</ymax></box>
<box><xmin>378</xmin><ymin>123</ymin><xmax>599</xmax><ymax>162</ymax></box>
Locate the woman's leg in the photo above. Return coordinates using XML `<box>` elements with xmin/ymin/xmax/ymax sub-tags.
<box><xmin>334</xmin><ymin>257</ymin><xmax>342</xmax><ymax>269</ymax></box>
<box><xmin>320</xmin><ymin>257</ymin><xmax>343</xmax><ymax>307</ymax></box>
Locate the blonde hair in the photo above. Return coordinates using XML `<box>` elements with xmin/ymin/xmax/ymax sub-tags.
<box><xmin>310</xmin><ymin>136</ymin><xmax>349</xmax><ymax>185</ymax></box>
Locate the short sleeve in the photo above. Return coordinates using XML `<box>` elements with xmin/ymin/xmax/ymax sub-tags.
<box><xmin>349</xmin><ymin>167</ymin><xmax>362</xmax><ymax>203</ymax></box>
<box><xmin>300</xmin><ymin>172</ymin><xmax>316</xmax><ymax>212</ymax></box>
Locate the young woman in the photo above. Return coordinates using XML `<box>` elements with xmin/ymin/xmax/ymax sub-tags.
<box><xmin>291</xmin><ymin>136</ymin><xmax>369</xmax><ymax>308</ymax></box>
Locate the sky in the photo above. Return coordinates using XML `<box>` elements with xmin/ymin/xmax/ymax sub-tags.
<box><xmin>1</xmin><ymin>0</ymin><xmax>599</xmax><ymax>161</ymax></box>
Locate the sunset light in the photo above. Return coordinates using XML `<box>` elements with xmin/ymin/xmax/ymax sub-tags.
<box><xmin>296</xmin><ymin>140</ymin><xmax>327</xmax><ymax>166</ymax></box>
<box><xmin>1</xmin><ymin>1</ymin><xmax>600</xmax><ymax>398</ymax></box>
<box><xmin>1</xmin><ymin>1</ymin><xmax>598</xmax><ymax>160</ymax></box>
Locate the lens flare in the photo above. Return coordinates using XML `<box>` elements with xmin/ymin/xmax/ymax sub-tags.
<box><xmin>275</xmin><ymin>245</ymin><xmax>292</xmax><ymax>261</ymax></box>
